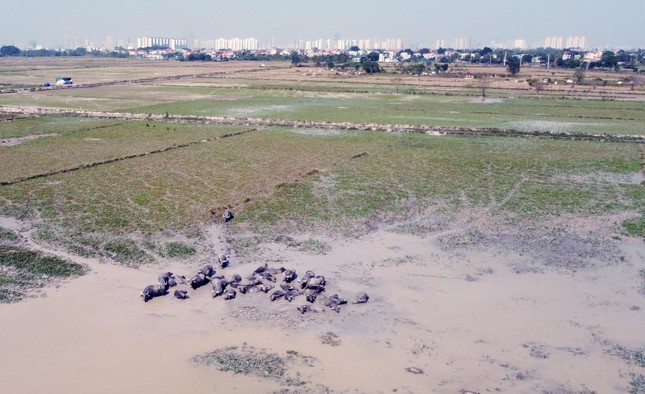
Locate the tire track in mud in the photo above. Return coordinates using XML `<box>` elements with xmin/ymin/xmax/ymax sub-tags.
<box><xmin>0</xmin><ymin>128</ymin><xmax>257</xmax><ymax>186</ymax></box>
<box><xmin>1</xmin><ymin>105</ymin><xmax>644</xmax><ymax>144</ymax></box>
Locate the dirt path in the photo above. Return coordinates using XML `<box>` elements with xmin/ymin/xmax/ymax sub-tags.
<box><xmin>0</xmin><ymin>217</ymin><xmax>643</xmax><ymax>393</ymax></box>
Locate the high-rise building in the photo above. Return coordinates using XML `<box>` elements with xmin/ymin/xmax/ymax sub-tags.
<box><xmin>453</xmin><ymin>37</ymin><xmax>469</xmax><ymax>50</ymax></box>
<box><xmin>544</xmin><ymin>36</ymin><xmax>564</xmax><ymax>49</ymax></box>
<box><xmin>137</xmin><ymin>36</ymin><xmax>187</xmax><ymax>49</ymax></box>
<box><xmin>513</xmin><ymin>39</ymin><xmax>526</xmax><ymax>49</ymax></box>
<box><xmin>565</xmin><ymin>35</ymin><xmax>586</xmax><ymax>49</ymax></box>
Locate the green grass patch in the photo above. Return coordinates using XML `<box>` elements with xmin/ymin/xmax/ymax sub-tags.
<box><xmin>164</xmin><ymin>241</ymin><xmax>196</xmax><ymax>258</ymax></box>
<box><xmin>0</xmin><ymin>228</ymin><xmax>19</xmax><ymax>243</ymax></box>
<box><xmin>192</xmin><ymin>346</ymin><xmax>286</xmax><ymax>380</ymax></box>
<box><xmin>0</xmin><ymin>245</ymin><xmax>86</xmax><ymax>277</ymax></box>
<box><xmin>103</xmin><ymin>238</ymin><xmax>151</xmax><ymax>266</ymax></box>
<box><xmin>0</xmin><ymin>245</ymin><xmax>87</xmax><ymax>303</ymax></box>
<box><xmin>191</xmin><ymin>344</ymin><xmax>314</xmax><ymax>387</ymax></box>
<box><xmin>623</xmin><ymin>216</ymin><xmax>645</xmax><ymax>237</ymax></box>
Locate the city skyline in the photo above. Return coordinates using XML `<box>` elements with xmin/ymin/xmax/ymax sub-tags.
<box><xmin>2</xmin><ymin>0</ymin><xmax>643</xmax><ymax>50</ymax></box>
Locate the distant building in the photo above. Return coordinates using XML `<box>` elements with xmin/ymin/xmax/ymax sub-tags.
<box><xmin>565</xmin><ymin>35</ymin><xmax>586</xmax><ymax>49</ymax></box>
<box><xmin>544</xmin><ymin>36</ymin><xmax>564</xmax><ymax>49</ymax></box>
<box><xmin>137</xmin><ymin>36</ymin><xmax>187</xmax><ymax>50</ymax></box>
<box><xmin>513</xmin><ymin>39</ymin><xmax>527</xmax><ymax>49</ymax></box>
<box><xmin>453</xmin><ymin>37</ymin><xmax>469</xmax><ymax>50</ymax></box>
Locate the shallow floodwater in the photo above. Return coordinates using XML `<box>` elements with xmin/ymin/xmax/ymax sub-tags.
<box><xmin>0</xmin><ymin>224</ymin><xmax>644</xmax><ymax>393</ymax></box>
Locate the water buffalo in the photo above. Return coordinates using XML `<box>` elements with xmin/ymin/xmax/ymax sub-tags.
<box><xmin>306</xmin><ymin>293</ymin><xmax>318</xmax><ymax>303</ymax></box>
<box><xmin>266</xmin><ymin>266</ymin><xmax>285</xmax><ymax>276</ymax></box>
<box><xmin>270</xmin><ymin>289</ymin><xmax>286</xmax><ymax>301</ymax></box>
<box><xmin>305</xmin><ymin>275</ymin><xmax>325</xmax><ymax>289</ymax></box>
<box><xmin>284</xmin><ymin>289</ymin><xmax>301</xmax><ymax>302</ymax></box>
<box><xmin>211</xmin><ymin>277</ymin><xmax>227</xmax><ymax>297</ymax></box>
<box><xmin>321</xmin><ymin>294</ymin><xmax>347</xmax><ymax>312</ymax></box>
<box><xmin>297</xmin><ymin>305</ymin><xmax>312</xmax><ymax>314</ymax></box>
<box><xmin>141</xmin><ymin>283</ymin><xmax>169</xmax><ymax>302</ymax></box>
<box><xmin>328</xmin><ymin>294</ymin><xmax>347</xmax><ymax>305</ymax></box>
<box><xmin>230</xmin><ymin>273</ymin><xmax>242</xmax><ymax>283</ymax></box>
<box><xmin>199</xmin><ymin>264</ymin><xmax>215</xmax><ymax>278</ymax></box>
<box><xmin>299</xmin><ymin>270</ymin><xmax>315</xmax><ymax>288</ymax></box>
<box><xmin>353</xmin><ymin>291</ymin><xmax>369</xmax><ymax>304</ymax></box>
<box><xmin>283</xmin><ymin>269</ymin><xmax>296</xmax><ymax>283</ymax></box>
<box><xmin>223</xmin><ymin>288</ymin><xmax>236</xmax><ymax>300</ymax></box>
<box><xmin>223</xmin><ymin>209</ymin><xmax>234</xmax><ymax>223</ymax></box>
<box><xmin>280</xmin><ymin>282</ymin><xmax>296</xmax><ymax>292</ymax></box>
<box><xmin>238</xmin><ymin>284</ymin><xmax>257</xmax><ymax>294</ymax></box>
<box><xmin>189</xmin><ymin>273</ymin><xmax>210</xmax><ymax>289</ymax></box>
<box><xmin>158</xmin><ymin>272</ymin><xmax>175</xmax><ymax>286</ymax></box>
<box><xmin>257</xmin><ymin>284</ymin><xmax>274</xmax><ymax>293</ymax></box>
<box><xmin>174</xmin><ymin>289</ymin><xmax>189</xmax><ymax>299</ymax></box>
<box><xmin>217</xmin><ymin>254</ymin><xmax>229</xmax><ymax>269</ymax></box>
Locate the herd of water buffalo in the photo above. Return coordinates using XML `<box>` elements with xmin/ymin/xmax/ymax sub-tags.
<box><xmin>141</xmin><ymin>210</ymin><xmax>368</xmax><ymax>313</ymax></box>
<box><xmin>140</xmin><ymin>254</ymin><xmax>369</xmax><ymax>314</ymax></box>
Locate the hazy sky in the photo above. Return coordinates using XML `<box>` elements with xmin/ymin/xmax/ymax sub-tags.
<box><xmin>2</xmin><ymin>0</ymin><xmax>643</xmax><ymax>49</ymax></box>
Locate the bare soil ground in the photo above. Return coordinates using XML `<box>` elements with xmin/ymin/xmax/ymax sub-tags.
<box><xmin>0</xmin><ymin>132</ymin><xmax>58</xmax><ymax>146</ymax></box>
<box><xmin>0</xmin><ymin>210</ymin><xmax>643</xmax><ymax>393</ymax></box>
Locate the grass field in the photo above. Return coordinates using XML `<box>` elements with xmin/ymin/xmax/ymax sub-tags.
<box><xmin>0</xmin><ymin>58</ymin><xmax>643</xmax><ymax>264</ymax></box>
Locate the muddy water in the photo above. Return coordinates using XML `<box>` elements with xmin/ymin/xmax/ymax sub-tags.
<box><xmin>0</xmin><ymin>225</ymin><xmax>644</xmax><ymax>393</ymax></box>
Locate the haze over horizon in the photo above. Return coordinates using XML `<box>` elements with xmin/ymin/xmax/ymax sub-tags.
<box><xmin>2</xmin><ymin>0</ymin><xmax>643</xmax><ymax>49</ymax></box>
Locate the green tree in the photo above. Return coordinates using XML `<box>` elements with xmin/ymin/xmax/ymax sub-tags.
<box><xmin>361</xmin><ymin>61</ymin><xmax>381</xmax><ymax>74</ymax></box>
<box><xmin>434</xmin><ymin>63</ymin><xmax>449</xmax><ymax>73</ymax></box>
<box><xmin>479</xmin><ymin>47</ymin><xmax>493</xmax><ymax>56</ymax></box>
<box><xmin>0</xmin><ymin>45</ymin><xmax>21</xmax><ymax>56</ymax></box>
<box><xmin>601</xmin><ymin>50</ymin><xmax>618</xmax><ymax>69</ymax></box>
<box><xmin>404</xmin><ymin>63</ymin><xmax>426</xmax><ymax>75</ymax></box>
<box><xmin>366</xmin><ymin>51</ymin><xmax>380</xmax><ymax>62</ymax></box>
<box><xmin>507</xmin><ymin>57</ymin><xmax>521</xmax><ymax>75</ymax></box>
<box><xmin>290</xmin><ymin>51</ymin><xmax>302</xmax><ymax>66</ymax></box>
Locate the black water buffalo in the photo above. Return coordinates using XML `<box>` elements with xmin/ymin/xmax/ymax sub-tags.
<box><xmin>283</xmin><ymin>269</ymin><xmax>296</xmax><ymax>283</ymax></box>
<box><xmin>238</xmin><ymin>284</ymin><xmax>257</xmax><ymax>294</ymax></box>
<box><xmin>353</xmin><ymin>291</ymin><xmax>369</xmax><ymax>304</ymax></box>
<box><xmin>257</xmin><ymin>284</ymin><xmax>274</xmax><ymax>293</ymax></box>
<box><xmin>223</xmin><ymin>209</ymin><xmax>234</xmax><ymax>223</ymax></box>
<box><xmin>217</xmin><ymin>254</ymin><xmax>229</xmax><ymax>269</ymax></box>
<box><xmin>141</xmin><ymin>283</ymin><xmax>169</xmax><ymax>302</ymax></box>
<box><xmin>211</xmin><ymin>277</ymin><xmax>227</xmax><ymax>297</ymax></box>
<box><xmin>280</xmin><ymin>282</ymin><xmax>297</xmax><ymax>292</ymax></box>
<box><xmin>270</xmin><ymin>289</ymin><xmax>286</xmax><ymax>301</ymax></box>
<box><xmin>299</xmin><ymin>270</ymin><xmax>315</xmax><ymax>288</ymax></box>
<box><xmin>230</xmin><ymin>273</ymin><xmax>242</xmax><ymax>283</ymax></box>
<box><xmin>305</xmin><ymin>275</ymin><xmax>325</xmax><ymax>289</ymax></box>
<box><xmin>158</xmin><ymin>272</ymin><xmax>179</xmax><ymax>287</ymax></box>
<box><xmin>284</xmin><ymin>289</ymin><xmax>301</xmax><ymax>302</ymax></box>
<box><xmin>305</xmin><ymin>292</ymin><xmax>318</xmax><ymax>303</ymax></box>
<box><xmin>322</xmin><ymin>294</ymin><xmax>347</xmax><ymax>312</ymax></box>
<box><xmin>189</xmin><ymin>273</ymin><xmax>210</xmax><ymax>289</ymax></box>
<box><xmin>257</xmin><ymin>271</ymin><xmax>276</xmax><ymax>282</ymax></box>
<box><xmin>174</xmin><ymin>289</ymin><xmax>189</xmax><ymax>299</ymax></box>
<box><xmin>223</xmin><ymin>288</ymin><xmax>236</xmax><ymax>300</ymax></box>
<box><xmin>297</xmin><ymin>305</ymin><xmax>312</xmax><ymax>314</ymax></box>
<box><xmin>199</xmin><ymin>264</ymin><xmax>215</xmax><ymax>278</ymax></box>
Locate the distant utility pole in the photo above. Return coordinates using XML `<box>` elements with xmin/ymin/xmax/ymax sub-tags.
<box><xmin>547</xmin><ymin>53</ymin><xmax>550</xmax><ymax>69</ymax></box>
